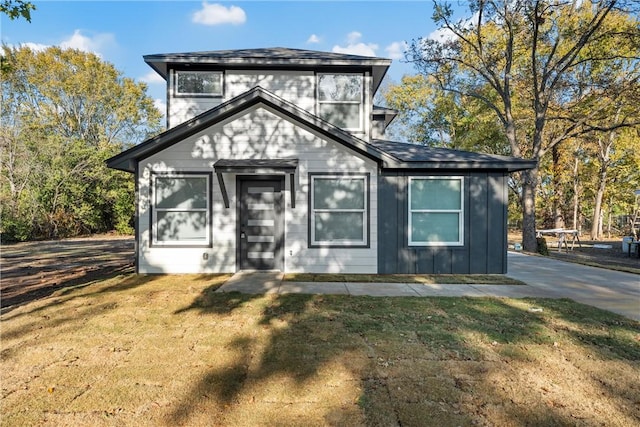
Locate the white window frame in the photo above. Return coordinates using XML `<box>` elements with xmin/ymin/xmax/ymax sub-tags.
<box><xmin>408</xmin><ymin>176</ymin><xmax>464</xmax><ymax>247</ymax></box>
<box><xmin>316</xmin><ymin>73</ymin><xmax>363</xmax><ymax>132</ymax></box>
<box><xmin>151</xmin><ymin>173</ymin><xmax>211</xmax><ymax>246</ymax></box>
<box><xmin>174</xmin><ymin>70</ymin><xmax>223</xmax><ymax>97</ymax></box>
<box><xmin>310</xmin><ymin>174</ymin><xmax>368</xmax><ymax>247</ymax></box>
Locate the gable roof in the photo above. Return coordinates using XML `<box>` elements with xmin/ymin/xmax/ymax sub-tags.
<box><xmin>106</xmin><ymin>86</ymin><xmax>397</xmax><ymax>173</ymax></box>
<box><xmin>144</xmin><ymin>47</ymin><xmax>392</xmax><ymax>94</ymax></box>
<box><xmin>370</xmin><ymin>139</ymin><xmax>537</xmax><ymax>172</ymax></box>
<box><xmin>106</xmin><ymin>87</ymin><xmax>536</xmax><ymax>174</ymax></box>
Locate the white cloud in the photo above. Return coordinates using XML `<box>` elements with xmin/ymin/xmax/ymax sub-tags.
<box><xmin>140</xmin><ymin>71</ymin><xmax>166</xmax><ymax>85</ymax></box>
<box><xmin>19</xmin><ymin>42</ymin><xmax>49</xmax><ymax>52</ymax></box>
<box><xmin>59</xmin><ymin>30</ymin><xmax>116</xmax><ymax>57</ymax></box>
<box><xmin>385</xmin><ymin>41</ymin><xmax>407</xmax><ymax>60</ymax></box>
<box><xmin>332</xmin><ymin>31</ymin><xmax>378</xmax><ymax>57</ymax></box>
<box><xmin>332</xmin><ymin>42</ymin><xmax>378</xmax><ymax>57</ymax></box>
<box><xmin>154</xmin><ymin>98</ymin><xmax>167</xmax><ymax>114</ymax></box>
<box><xmin>427</xmin><ymin>12</ymin><xmax>480</xmax><ymax>43</ymax></box>
<box><xmin>347</xmin><ymin>31</ymin><xmax>362</xmax><ymax>44</ymax></box>
<box><xmin>192</xmin><ymin>2</ymin><xmax>246</xmax><ymax>26</ymax></box>
<box><xmin>307</xmin><ymin>34</ymin><xmax>320</xmax><ymax>44</ymax></box>
<box><xmin>427</xmin><ymin>26</ymin><xmax>456</xmax><ymax>43</ymax></box>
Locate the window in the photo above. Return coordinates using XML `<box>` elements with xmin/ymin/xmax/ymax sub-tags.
<box><xmin>152</xmin><ymin>174</ymin><xmax>210</xmax><ymax>246</ymax></box>
<box><xmin>310</xmin><ymin>174</ymin><xmax>368</xmax><ymax>247</ymax></box>
<box><xmin>317</xmin><ymin>73</ymin><xmax>363</xmax><ymax>131</ymax></box>
<box><xmin>409</xmin><ymin>177</ymin><xmax>464</xmax><ymax>246</ymax></box>
<box><xmin>174</xmin><ymin>70</ymin><xmax>223</xmax><ymax>96</ymax></box>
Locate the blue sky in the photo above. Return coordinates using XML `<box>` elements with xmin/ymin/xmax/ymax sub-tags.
<box><xmin>2</xmin><ymin>1</ymin><xmax>447</xmax><ymax>110</ymax></box>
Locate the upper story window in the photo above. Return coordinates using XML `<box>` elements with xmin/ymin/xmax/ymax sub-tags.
<box><xmin>317</xmin><ymin>73</ymin><xmax>363</xmax><ymax>131</ymax></box>
<box><xmin>174</xmin><ymin>70</ymin><xmax>223</xmax><ymax>97</ymax></box>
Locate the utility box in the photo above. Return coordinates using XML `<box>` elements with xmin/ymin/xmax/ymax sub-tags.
<box><xmin>622</xmin><ymin>236</ymin><xmax>634</xmax><ymax>253</ymax></box>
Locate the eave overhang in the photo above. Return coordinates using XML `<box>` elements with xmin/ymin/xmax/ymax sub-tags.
<box><xmin>143</xmin><ymin>48</ymin><xmax>392</xmax><ymax>95</ymax></box>
<box><xmin>372</xmin><ymin>105</ymin><xmax>399</xmax><ymax>129</ymax></box>
<box><xmin>371</xmin><ymin>140</ymin><xmax>537</xmax><ymax>173</ymax></box>
<box><xmin>213</xmin><ymin>159</ymin><xmax>299</xmax><ymax>208</ymax></box>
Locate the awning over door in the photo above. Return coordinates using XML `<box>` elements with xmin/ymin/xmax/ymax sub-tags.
<box><xmin>213</xmin><ymin>159</ymin><xmax>298</xmax><ymax>208</ymax></box>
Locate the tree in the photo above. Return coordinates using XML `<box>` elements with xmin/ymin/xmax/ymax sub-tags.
<box><xmin>0</xmin><ymin>46</ymin><xmax>162</xmax><ymax>241</ymax></box>
<box><xmin>384</xmin><ymin>74</ymin><xmax>511</xmax><ymax>154</ymax></box>
<box><xmin>1</xmin><ymin>0</ymin><xmax>35</xmax><ymax>22</ymax></box>
<box><xmin>407</xmin><ymin>0</ymin><xmax>640</xmax><ymax>252</ymax></box>
<box><xmin>584</xmin><ymin>124</ymin><xmax>640</xmax><ymax>239</ymax></box>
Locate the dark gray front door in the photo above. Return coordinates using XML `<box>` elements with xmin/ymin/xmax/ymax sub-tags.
<box><xmin>238</xmin><ymin>178</ymin><xmax>284</xmax><ymax>270</ymax></box>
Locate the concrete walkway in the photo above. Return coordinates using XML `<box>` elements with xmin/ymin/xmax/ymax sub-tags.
<box><xmin>217</xmin><ymin>252</ymin><xmax>640</xmax><ymax>321</ymax></box>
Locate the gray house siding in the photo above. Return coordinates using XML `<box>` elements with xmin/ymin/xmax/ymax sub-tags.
<box><xmin>378</xmin><ymin>171</ymin><xmax>508</xmax><ymax>274</ymax></box>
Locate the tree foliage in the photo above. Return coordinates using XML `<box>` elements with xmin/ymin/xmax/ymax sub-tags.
<box><xmin>404</xmin><ymin>0</ymin><xmax>640</xmax><ymax>249</ymax></box>
<box><xmin>384</xmin><ymin>74</ymin><xmax>510</xmax><ymax>154</ymax></box>
<box><xmin>0</xmin><ymin>0</ymin><xmax>35</xmax><ymax>22</ymax></box>
<box><xmin>0</xmin><ymin>46</ymin><xmax>162</xmax><ymax>241</ymax></box>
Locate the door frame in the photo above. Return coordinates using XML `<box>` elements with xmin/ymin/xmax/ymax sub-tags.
<box><xmin>236</xmin><ymin>175</ymin><xmax>285</xmax><ymax>271</ymax></box>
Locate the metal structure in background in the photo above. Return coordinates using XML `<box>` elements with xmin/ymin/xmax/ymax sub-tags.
<box><xmin>632</xmin><ymin>190</ymin><xmax>640</xmax><ymax>238</ymax></box>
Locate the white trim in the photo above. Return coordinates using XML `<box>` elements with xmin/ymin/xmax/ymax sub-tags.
<box><xmin>151</xmin><ymin>173</ymin><xmax>211</xmax><ymax>246</ymax></box>
<box><xmin>408</xmin><ymin>176</ymin><xmax>464</xmax><ymax>247</ymax></box>
<box><xmin>316</xmin><ymin>73</ymin><xmax>363</xmax><ymax>132</ymax></box>
<box><xmin>310</xmin><ymin>174</ymin><xmax>367</xmax><ymax>246</ymax></box>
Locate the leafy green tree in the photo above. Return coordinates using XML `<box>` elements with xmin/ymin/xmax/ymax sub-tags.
<box><xmin>0</xmin><ymin>46</ymin><xmax>162</xmax><ymax>241</ymax></box>
<box><xmin>384</xmin><ymin>74</ymin><xmax>510</xmax><ymax>153</ymax></box>
<box><xmin>0</xmin><ymin>0</ymin><xmax>35</xmax><ymax>22</ymax></box>
<box><xmin>407</xmin><ymin>0</ymin><xmax>640</xmax><ymax>252</ymax></box>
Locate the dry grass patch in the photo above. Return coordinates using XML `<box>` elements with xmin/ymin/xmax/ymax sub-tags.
<box><xmin>2</xmin><ymin>273</ymin><xmax>639</xmax><ymax>426</ymax></box>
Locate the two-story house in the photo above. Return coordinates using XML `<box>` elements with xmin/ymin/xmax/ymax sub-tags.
<box><xmin>107</xmin><ymin>47</ymin><xmax>535</xmax><ymax>274</ymax></box>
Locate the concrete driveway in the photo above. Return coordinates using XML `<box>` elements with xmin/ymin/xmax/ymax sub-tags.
<box><xmin>506</xmin><ymin>252</ymin><xmax>640</xmax><ymax>321</ymax></box>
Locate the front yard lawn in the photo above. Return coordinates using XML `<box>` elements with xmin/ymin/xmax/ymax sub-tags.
<box><xmin>2</xmin><ymin>273</ymin><xmax>639</xmax><ymax>426</ymax></box>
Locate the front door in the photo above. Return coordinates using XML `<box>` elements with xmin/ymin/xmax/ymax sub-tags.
<box><xmin>238</xmin><ymin>178</ymin><xmax>284</xmax><ymax>270</ymax></box>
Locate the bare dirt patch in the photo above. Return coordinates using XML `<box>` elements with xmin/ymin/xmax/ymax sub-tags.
<box><xmin>1</xmin><ymin>234</ymin><xmax>134</xmax><ymax>311</ymax></box>
<box><xmin>509</xmin><ymin>233</ymin><xmax>640</xmax><ymax>273</ymax></box>
<box><xmin>546</xmin><ymin>239</ymin><xmax>640</xmax><ymax>273</ymax></box>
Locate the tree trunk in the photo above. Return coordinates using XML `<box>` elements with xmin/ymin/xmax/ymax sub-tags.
<box><xmin>606</xmin><ymin>201</ymin><xmax>612</xmax><ymax>238</ymax></box>
<box><xmin>552</xmin><ymin>145</ymin><xmax>565</xmax><ymax>229</ymax></box>
<box><xmin>572</xmin><ymin>154</ymin><xmax>580</xmax><ymax>231</ymax></box>
<box><xmin>521</xmin><ymin>167</ymin><xmax>539</xmax><ymax>252</ymax></box>
<box><xmin>590</xmin><ymin>130</ymin><xmax>614</xmax><ymax>240</ymax></box>
<box><xmin>590</xmin><ymin>168</ymin><xmax>607</xmax><ymax>240</ymax></box>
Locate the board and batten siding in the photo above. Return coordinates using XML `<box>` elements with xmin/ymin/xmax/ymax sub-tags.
<box><xmin>167</xmin><ymin>70</ymin><xmax>372</xmax><ymax>142</ymax></box>
<box><xmin>377</xmin><ymin>172</ymin><xmax>509</xmax><ymax>274</ymax></box>
<box><xmin>138</xmin><ymin>103</ymin><xmax>378</xmax><ymax>274</ymax></box>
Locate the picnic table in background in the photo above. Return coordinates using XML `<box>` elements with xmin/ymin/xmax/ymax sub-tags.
<box><xmin>536</xmin><ymin>228</ymin><xmax>582</xmax><ymax>252</ymax></box>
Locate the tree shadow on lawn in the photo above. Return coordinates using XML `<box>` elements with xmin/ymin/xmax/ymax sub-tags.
<box><xmin>1</xmin><ymin>271</ymin><xmax>159</xmax><ymax>341</ymax></box>
<box><xmin>169</xmin><ymin>289</ymin><xmax>640</xmax><ymax>426</ymax></box>
<box><xmin>0</xmin><ymin>237</ymin><xmax>135</xmax><ymax>313</ymax></box>
<box><xmin>0</xmin><ymin>262</ymin><xmax>135</xmax><ymax>313</ymax></box>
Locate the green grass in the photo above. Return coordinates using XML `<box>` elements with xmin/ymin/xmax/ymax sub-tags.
<box><xmin>2</xmin><ymin>273</ymin><xmax>639</xmax><ymax>426</ymax></box>
<box><xmin>283</xmin><ymin>273</ymin><xmax>526</xmax><ymax>285</ymax></box>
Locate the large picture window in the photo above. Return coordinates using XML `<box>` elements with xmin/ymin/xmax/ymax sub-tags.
<box><xmin>174</xmin><ymin>70</ymin><xmax>223</xmax><ymax>97</ymax></box>
<box><xmin>152</xmin><ymin>174</ymin><xmax>210</xmax><ymax>246</ymax></box>
<box><xmin>317</xmin><ymin>73</ymin><xmax>363</xmax><ymax>131</ymax></box>
<box><xmin>310</xmin><ymin>174</ymin><xmax>368</xmax><ymax>247</ymax></box>
<box><xmin>409</xmin><ymin>177</ymin><xmax>464</xmax><ymax>246</ymax></box>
